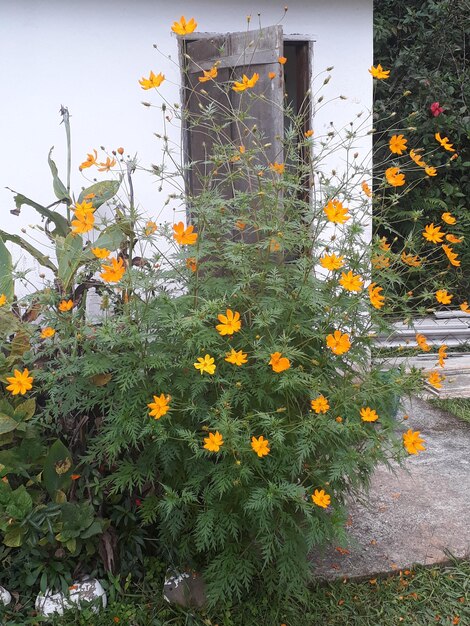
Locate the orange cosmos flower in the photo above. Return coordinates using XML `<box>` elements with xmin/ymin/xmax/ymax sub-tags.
<box><xmin>409</xmin><ymin>149</ymin><xmax>426</xmax><ymax>167</ymax></box>
<box><xmin>278</xmin><ymin>56</ymin><xmax>287</xmax><ymax>65</ymax></box>
<box><xmin>269</xmin><ymin>238</ymin><xmax>281</xmax><ymax>252</ymax></box>
<box><xmin>416</xmin><ymin>333</ymin><xmax>431</xmax><ymax>352</ymax></box>
<box><xmin>305</xmin><ymin>129</ymin><xmax>314</xmax><ymax>138</ymax></box>
<box><xmin>437</xmin><ymin>345</ymin><xmax>448</xmax><ymax>368</ymax></box>
<box><xmin>360</xmin><ymin>407</ymin><xmax>379</xmax><ymax>422</ymax></box>
<box><xmin>442</xmin><ymin>244</ymin><xmax>460</xmax><ymax>267</ymax></box>
<box><xmin>139</xmin><ymin>71</ymin><xmax>165</xmax><ymax>90</ymax></box>
<box><xmin>401</xmin><ymin>252</ymin><xmax>421</xmax><ymax>267</ymax></box>
<box><xmin>185</xmin><ymin>257</ymin><xmax>197</xmax><ymax>272</ymax></box>
<box><xmin>385</xmin><ymin>166</ymin><xmax>405</xmax><ymax>187</ymax></box>
<box><xmin>326</xmin><ymin>330</ymin><xmax>351</xmax><ymax>355</ymax></box>
<box><xmin>79</xmin><ymin>149</ymin><xmax>98</xmax><ymax>170</ymax></box>
<box><xmin>422</xmin><ymin>223</ymin><xmax>444</xmax><ymax>244</ymax></box>
<box><xmin>435</xmin><ymin>132</ymin><xmax>455</xmax><ymax>152</ymax></box>
<box><xmin>368</xmin><ymin>64</ymin><xmax>390</xmax><ymax>79</ymax></box>
<box><xmin>323</xmin><ymin>199</ymin><xmax>350</xmax><ymax>224</ymax></box>
<box><xmin>59</xmin><ymin>299</ymin><xmax>74</xmax><ymax>312</ymax></box>
<box><xmin>235</xmin><ymin>220</ymin><xmax>246</xmax><ymax>230</ymax></box>
<box><xmin>368</xmin><ymin>283</ymin><xmax>385</xmax><ymax>309</ymax></box>
<box><xmin>320</xmin><ymin>253</ymin><xmax>344</xmax><ymax>271</ymax></box>
<box><xmin>71</xmin><ymin>474</ymin><xmax>81</xmax><ymax>481</ymax></box>
<box><xmin>40</xmin><ymin>327</ymin><xmax>55</xmax><ymax>339</ymax></box>
<box><xmin>173</xmin><ymin>222</ymin><xmax>198</xmax><ymax>245</ymax></box>
<box><xmin>311</xmin><ymin>489</ymin><xmax>331</xmax><ymax>508</ymax></box>
<box><xmin>428</xmin><ymin>370</ymin><xmax>445</xmax><ymax>389</ymax></box>
<box><xmin>251</xmin><ymin>435</ymin><xmax>270</xmax><ymax>457</ymax></box>
<box><xmin>0</xmin><ymin>294</ymin><xmax>7</xmax><ymax>307</ymax></box>
<box><xmin>216</xmin><ymin>309</ymin><xmax>241</xmax><ymax>336</ymax></box>
<box><xmin>361</xmin><ymin>181</ymin><xmax>372</xmax><ymax>197</ymax></box>
<box><xmin>339</xmin><ymin>270</ymin><xmax>363</xmax><ymax>292</ymax></box>
<box><xmin>372</xmin><ymin>254</ymin><xmax>390</xmax><ymax>269</ymax></box>
<box><xmin>269</xmin><ymin>162</ymin><xmax>285</xmax><ymax>175</ymax></box>
<box><xmin>446</xmin><ymin>234</ymin><xmax>463</xmax><ymax>244</ymax></box>
<box><xmin>379</xmin><ymin>237</ymin><xmax>391</xmax><ymax>251</ymax></box>
<box><xmin>6</xmin><ymin>368</ymin><xmax>33</xmax><ymax>396</ymax></box>
<box><xmin>310</xmin><ymin>395</ymin><xmax>330</xmax><ymax>414</ymax></box>
<box><xmin>268</xmin><ymin>71</ymin><xmax>276</xmax><ymax>80</ymax></box>
<box><xmin>171</xmin><ymin>16</ymin><xmax>197</xmax><ymax>35</ymax></box>
<box><xmin>71</xmin><ymin>211</ymin><xmax>94</xmax><ymax>234</ymax></box>
<box><xmin>144</xmin><ymin>221</ymin><xmax>158</xmax><ymax>236</ymax></box>
<box><xmin>100</xmin><ymin>257</ymin><xmax>126</xmax><ymax>283</ymax></box>
<box><xmin>441</xmin><ymin>212</ymin><xmax>456</xmax><ymax>225</ymax></box>
<box><xmin>403</xmin><ymin>429</ymin><xmax>426</xmax><ymax>455</ymax></box>
<box><xmin>203</xmin><ymin>431</ymin><xmax>223</xmax><ymax>452</ymax></box>
<box><xmin>389</xmin><ymin>134</ymin><xmax>408</xmax><ymax>155</ymax></box>
<box><xmin>232</xmin><ymin>73</ymin><xmax>259</xmax><ymax>92</ymax></box>
<box><xmin>460</xmin><ymin>301</ymin><xmax>470</xmax><ymax>314</ymax></box>
<box><xmin>199</xmin><ymin>65</ymin><xmax>218</xmax><ymax>83</ymax></box>
<box><xmin>97</xmin><ymin>157</ymin><xmax>116</xmax><ymax>172</ymax></box>
<box><xmin>194</xmin><ymin>354</ymin><xmax>216</xmax><ymax>375</ymax></box>
<box><xmin>91</xmin><ymin>247</ymin><xmax>111</xmax><ymax>259</ymax></box>
<box><xmin>436</xmin><ymin>289</ymin><xmax>452</xmax><ymax>304</ymax></box>
<box><xmin>425</xmin><ymin>166</ymin><xmax>437</xmax><ymax>177</ymax></box>
<box><xmin>225</xmin><ymin>348</ymin><xmax>248</xmax><ymax>366</ymax></box>
<box><xmin>269</xmin><ymin>352</ymin><xmax>291</xmax><ymax>373</ymax></box>
<box><xmin>74</xmin><ymin>200</ymin><xmax>94</xmax><ymax>216</ymax></box>
<box><xmin>147</xmin><ymin>393</ymin><xmax>171</xmax><ymax>419</ymax></box>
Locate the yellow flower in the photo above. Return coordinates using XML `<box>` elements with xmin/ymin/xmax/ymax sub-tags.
<box><xmin>372</xmin><ymin>254</ymin><xmax>390</xmax><ymax>269</ymax></box>
<box><xmin>323</xmin><ymin>199</ymin><xmax>350</xmax><ymax>224</ymax></box>
<box><xmin>436</xmin><ymin>289</ymin><xmax>452</xmax><ymax>305</ymax></box>
<box><xmin>311</xmin><ymin>489</ymin><xmax>331</xmax><ymax>508</ymax></box>
<box><xmin>74</xmin><ymin>200</ymin><xmax>94</xmax><ymax>216</ymax></box>
<box><xmin>446</xmin><ymin>234</ymin><xmax>463</xmax><ymax>244</ymax></box>
<box><xmin>269</xmin><ymin>352</ymin><xmax>291</xmax><ymax>373</ymax></box>
<box><xmin>97</xmin><ymin>157</ymin><xmax>116</xmax><ymax>172</ymax></box>
<box><xmin>437</xmin><ymin>345</ymin><xmax>447</xmax><ymax>368</ymax></box>
<box><xmin>251</xmin><ymin>435</ymin><xmax>270</xmax><ymax>457</ymax></box>
<box><xmin>305</xmin><ymin>129</ymin><xmax>314</xmax><ymax>138</ymax></box>
<box><xmin>442</xmin><ymin>244</ymin><xmax>460</xmax><ymax>267</ymax></box>
<box><xmin>379</xmin><ymin>237</ymin><xmax>391</xmax><ymax>251</ymax></box>
<box><xmin>216</xmin><ymin>309</ymin><xmax>241</xmax><ymax>336</ymax></box>
<box><xmin>403</xmin><ymin>429</ymin><xmax>426</xmax><ymax>455</ymax></box>
<box><xmin>460</xmin><ymin>301</ymin><xmax>470</xmax><ymax>314</ymax></box>
<box><xmin>310</xmin><ymin>395</ymin><xmax>330</xmax><ymax>414</ymax></box>
<box><xmin>204</xmin><ymin>431</ymin><xmax>224</xmax><ymax>452</ymax></box>
<box><xmin>100</xmin><ymin>257</ymin><xmax>126</xmax><ymax>283</ymax></box>
<box><xmin>79</xmin><ymin>149</ymin><xmax>98</xmax><ymax>170</ymax></box>
<box><xmin>232</xmin><ymin>73</ymin><xmax>259</xmax><ymax>92</ymax></box>
<box><xmin>0</xmin><ymin>294</ymin><xmax>7</xmax><ymax>307</ymax></box>
<box><xmin>435</xmin><ymin>132</ymin><xmax>455</xmax><ymax>152</ymax></box>
<box><xmin>422</xmin><ymin>223</ymin><xmax>444</xmax><ymax>244</ymax></box>
<box><xmin>409</xmin><ymin>149</ymin><xmax>426</xmax><ymax>167</ymax></box>
<box><xmin>428</xmin><ymin>370</ymin><xmax>445</xmax><ymax>389</ymax></box>
<box><xmin>339</xmin><ymin>270</ymin><xmax>363</xmax><ymax>292</ymax></box>
<box><xmin>368</xmin><ymin>283</ymin><xmax>385</xmax><ymax>309</ymax></box>
<box><xmin>71</xmin><ymin>211</ymin><xmax>95</xmax><ymax>234</ymax></box>
<box><xmin>389</xmin><ymin>134</ymin><xmax>408</xmax><ymax>155</ymax></box>
<box><xmin>368</xmin><ymin>64</ymin><xmax>390</xmax><ymax>79</ymax></box>
<box><xmin>139</xmin><ymin>71</ymin><xmax>165</xmax><ymax>90</ymax></box>
<box><xmin>416</xmin><ymin>333</ymin><xmax>431</xmax><ymax>352</ymax></box>
<box><xmin>360</xmin><ymin>407</ymin><xmax>379</xmax><ymax>422</ymax></box>
<box><xmin>185</xmin><ymin>257</ymin><xmax>197</xmax><ymax>272</ymax></box>
<box><xmin>278</xmin><ymin>56</ymin><xmax>287</xmax><ymax>65</ymax></box>
<box><xmin>268</xmin><ymin>71</ymin><xmax>276</xmax><ymax>80</ymax></box>
<box><xmin>225</xmin><ymin>348</ymin><xmax>248</xmax><ymax>366</ymax></box>
<box><xmin>425</xmin><ymin>166</ymin><xmax>437</xmax><ymax>177</ymax></box>
<box><xmin>385</xmin><ymin>166</ymin><xmax>405</xmax><ymax>187</ymax></box>
<box><xmin>6</xmin><ymin>368</ymin><xmax>33</xmax><ymax>396</ymax></box>
<box><xmin>401</xmin><ymin>252</ymin><xmax>421</xmax><ymax>267</ymax></box>
<box><xmin>91</xmin><ymin>247</ymin><xmax>111</xmax><ymax>259</ymax></box>
<box><xmin>319</xmin><ymin>253</ymin><xmax>344</xmax><ymax>271</ymax></box>
<box><xmin>194</xmin><ymin>354</ymin><xmax>216</xmax><ymax>375</ymax></box>
<box><xmin>199</xmin><ymin>65</ymin><xmax>218</xmax><ymax>83</ymax></box>
<box><xmin>58</xmin><ymin>299</ymin><xmax>74</xmax><ymax>312</ymax></box>
<box><xmin>147</xmin><ymin>393</ymin><xmax>171</xmax><ymax>419</ymax></box>
<box><xmin>361</xmin><ymin>181</ymin><xmax>372</xmax><ymax>197</ymax></box>
<box><xmin>144</xmin><ymin>221</ymin><xmax>158</xmax><ymax>235</ymax></box>
<box><xmin>269</xmin><ymin>162</ymin><xmax>285</xmax><ymax>175</ymax></box>
<box><xmin>326</xmin><ymin>330</ymin><xmax>351</xmax><ymax>355</ymax></box>
<box><xmin>441</xmin><ymin>212</ymin><xmax>456</xmax><ymax>225</ymax></box>
<box><xmin>173</xmin><ymin>221</ymin><xmax>198</xmax><ymax>245</ymax></box>
<box><xmin>171</xmin><ymin>16</ymin><xmax>197</xmax><ymax>35</ymax></box>
<box><xmin>40</xmin><ymin>327</ymin><xmax>55</xmax><ymax>339</ymax></box>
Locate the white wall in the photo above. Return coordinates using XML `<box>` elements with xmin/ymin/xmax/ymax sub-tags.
<box><xmin>0</xmin><ymin>0</ymin><xmax>373</xmax><ymax>288</ymax></box>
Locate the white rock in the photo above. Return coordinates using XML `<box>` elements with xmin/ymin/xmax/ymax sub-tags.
<box><xmin>35</xmin><ymin>578</ymin><xmax>107</xmax><ymax>618</ymax></box>
<box><xmin>0</xmin><ymin>586</ymin><xmax>11</xmax><ymax>606</ymax></box>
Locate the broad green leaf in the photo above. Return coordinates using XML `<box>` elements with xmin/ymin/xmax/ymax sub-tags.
<box><xmin>0</xmin><ymin>230</ymin><xmax>57</xmax><ymax>273</ymax></box>
<box><xmin>65</xmin><ymin>538</ymin><xmax>77</xmax><ymax>553</ymax></box>
<box><xmin>48</xmin><ymin>147</ymin><xmax>70</xmax><ymax>202</ymax></box>
<box><xmin>0</xmin><ymin>309</ymin><xmax>20</xmax><ymax>338</ymax></box>
<box><xmin>0</xmin><ymin>237</ymin><xmax>14</xmax><ymax>300</ymax></box>
<box><xmin>78</xmin><ymin>179</ymin><xmax>121</xmax><ymax>209</ymax></box>
<box><xmin>10</xmin><ymin>330</ymin><xmax>30</xmax><ymax>357</ymax></box>
<box><xmin>43</xmin><ymin>439</ymin><xmax>74</xmax><ymax>497</ymax></box>
<box><xmin>0</xmin><ymin>414</ymin><xmax>18</xmax><ymax>436</ymax></box>
<box><xmin>56</xmin><ymin>233</ymin><xmax>84</xmax><ymax>292</ymax></box>
<box><xmin>83</xmin><ymin>225</ymin><xmax>125</xmax><ymax>258</ymax></box>
<box><xmin>3</xmin><ymin>525</ymin><xmax>23</xmax><ymax>547</ymax></box>
<box><xmin>7</xmin><ymin>190</ymin><xmax>69</xmax><ymax>237</ymax></box>
<box><xmin>14</xmin><ymin>398</ymin><xmax>36</xmax><ymax>421</ymax></box>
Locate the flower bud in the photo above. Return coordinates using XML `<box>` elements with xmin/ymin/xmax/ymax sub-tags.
<box><xmin>141</xmin><ymin>101</ymin><xmax>151</xmax><ymax>107</ymax></box>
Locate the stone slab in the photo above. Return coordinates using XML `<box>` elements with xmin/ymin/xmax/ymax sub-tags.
<box><xmin>310</xmin><ymin>396</ymin><xmax>470</xmax><ymax>580</ymax></box>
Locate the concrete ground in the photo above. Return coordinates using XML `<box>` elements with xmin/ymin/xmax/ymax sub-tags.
<box><xmin>311</xmin><ymin>395</ymin><xmax>470</xmax><ymax>580</ymax></box>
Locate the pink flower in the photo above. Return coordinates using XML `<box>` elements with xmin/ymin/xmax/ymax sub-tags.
<box><xmin>430</xmin><ymin>102</ymin><xmax>444</xmax><ymax>117</ymax></box>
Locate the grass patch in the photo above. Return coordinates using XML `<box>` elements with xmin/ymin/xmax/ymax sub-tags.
<box><xmin>431</xmin><ymin>398</ymin><xmax>470</xmax><ymax>425</ymax></box>
<box><xmin>1</xmin><ymin>561</ymin><xmax>469</xmax><ymax>625</ymax></box>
